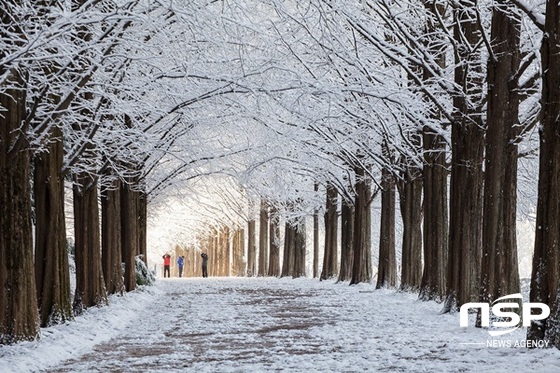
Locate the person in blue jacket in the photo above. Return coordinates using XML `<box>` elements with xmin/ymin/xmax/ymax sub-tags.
<box><xmin>177</xmin><ymin>255</ymin><xmax>185</xmax><ymax>278</ymax></box>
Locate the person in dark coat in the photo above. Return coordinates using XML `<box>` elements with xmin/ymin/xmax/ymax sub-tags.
<box><xmin>200</xmin><ymin>252</ymin><xmax>208</xmax><ymax>278</ymax></box>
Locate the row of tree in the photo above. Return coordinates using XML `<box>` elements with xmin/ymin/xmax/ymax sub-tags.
<box><xmin>171</xmin><ymin>0</ymin><xmax>560</xmax><ymax>349</ymax></box>
<box><xmin>0</xmin><ymin>1</ymin><xmax>153</xmax><ymax>344</ymax></box>
<box><xmin>1</xmin><ymin>0</ymin><xmax>559</xmax><ymax>352</ymax></box>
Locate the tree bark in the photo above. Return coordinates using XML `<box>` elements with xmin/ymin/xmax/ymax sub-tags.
<box><xmin>376</xmin><ymin>165</ymin><xmax>396</xmax><ymax>289</ymax></box>
<box><xmin>247</xmin><ymin>219</ymin><xmax>256</xmax><ymax>276</ymax></box>
<box><xmin>443</xmin><ymin>1</ymin><xmax>485</xmax><ymax>313</ymax></box>
<box><xmin>268</xmin><ymin>208</ymin><xmax>281</xmax><ymax>277</ymax></box>
<box><xmin>397</xmin><ymin>159</ymin><xmax>423</xmax><ymax>292</ymax></box>
<box><xmin>210</xmin><ymin>230</ymin><xmax>218</xmax><ymax>277</ymax></box>
<box><xmin>281</xmin><ymin>222</ymin><xmax>295</xmax><ymax>278</ymax></box>
<box><xmin>33</xmin><ymin>128</ymin><xmax>73</xmax><ymax>326</ymax></box>
<box><xmin>419</xmin><ymin>128</ymin><xmax>448</xmax><ymax>301</ymax></box>
<box><xmin>101</xmin><ymin>177</ymin><xmax>124</xmax><ymax>295</ymax></box>
<box><xmin>528</xmin><ymin>0</ymin><xmax>560</xmax><ymax>348</ymax></box>
<box><xmin>418</xmin><ymin>0</ymin><xmax>448</xmax><ymax>302</ymax></box>
<box><xmin>350</xmin><ymin>166</ymin><xmax>372</xmax><ymax>284</ymax></box>
<box><xmin>479</xmin><ymin>1</ymin><xmax>521</xmax><ymax>308</ymax></box>
<box><xmin>0</xmin><ymin>68</ymin><xmax>39</xmax><ymax>344</ymax></box>
<box><xmin>293</xmin><ymin>220</ymin><xmax>307</xmax><ymax>278</ymax></box>
<box><xmin>258</xmin><ymin>200</ymin><xmax>269</xmax><ymax>276</ymax></box>
<box><xmin>313</xmin><ymin>194</ymin><xmax>320</xmax><ymax>278</ymax></box>
<box><xmin>338</xmin><ymin>198</ymin><xmax>354</xmax><ymax>282</ymax></box>
<box><xmin>221</xmin><ymin>226</ymin><xmax>230</xmax><ymax>276</ymax></box>
<box><xmin>321</xmin><ymin>185</ymin><xmax>338</xmax><ymax>280</ymax></box>
<box><xmin>232</xmin><ymin>228</ymin><xmax>245</xmax><ymax>276</ymax></box>
<box><xmin>73</xmin><ymin>174</ymin><xmax>107</xmax><ymax>313</ymax></box>
<box><xmin>137</xmin><ymin>190</ymin><xmax>148</xmax><ymax>265</ymax></box>
<box><xmin>121</xmin><ymin>181</ymin><xmax>138</xmax><ymax>291</ymax></box>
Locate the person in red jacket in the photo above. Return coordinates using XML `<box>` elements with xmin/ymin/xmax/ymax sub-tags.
<box><xmin>162</xmin><ymin>254</ymin><xmax>171</xmax><ymax>278</ymax></box>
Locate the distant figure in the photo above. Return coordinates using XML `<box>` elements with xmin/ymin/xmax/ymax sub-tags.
<box><xmin>177</xmin><ymin>255</ymin><xmax>185</xmax><ymax>278</ymax></box>
<box><xmin>201</xmin><ymin>252</ymin><xmax>208</xmax><ymax>278</ymax></box>
<box><xmin>162</xmin><ymin>254</ymin><xmax>171</xmax><ymax>278</ymax></box>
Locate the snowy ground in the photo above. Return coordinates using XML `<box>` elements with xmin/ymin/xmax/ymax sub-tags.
<box><xmin>1</xmin><ymin>278</ymin><xmax>559</xmax><ymax>372</ymax></box>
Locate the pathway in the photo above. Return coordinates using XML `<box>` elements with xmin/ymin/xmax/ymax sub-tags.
<box><xmin>40</xmin><ymin>278</ymin><xmax>560</xmax><ymax>372</ymax></box>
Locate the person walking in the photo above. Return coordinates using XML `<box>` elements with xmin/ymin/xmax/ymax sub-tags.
<box><xmin>177</xmin><ymin>255</ymin><xmax>185</xmax><ymax>278</ymax></box>
<box><xmin>162</xmin><ymin>253</ymin><xmax>171</xmax><ymax>278</ymax></box>
<box><xmin>201</xmin><ymin>252</ymin><xmax>208</xmax><ymax>278</ymax></box>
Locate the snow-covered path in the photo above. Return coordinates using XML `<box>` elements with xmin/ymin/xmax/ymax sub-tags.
<box><xmin>2</xmin><ymin>278</ymin><xmax>560</xmax><ymax>372</ymax></box>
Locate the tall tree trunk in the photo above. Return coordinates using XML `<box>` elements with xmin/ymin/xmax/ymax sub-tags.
<box><xmin>313</xmin><ymin>183</ymin><xmax>320</xmax><ymax>278</ymax></box>
<box><xmin>137</xmin><ymin>189</ymin><xmax>147</xmax><ymax>265</ymax></box>
<box><xmin>420</xmin><ymin>129</ymin><xmax>448</xmax><ymax>301</ymax></box>
<box><xmin>73</xmin><ymin>174</ymin><xmax>107</xmax><ymax>313</ymax></box>
<box><xmin>338</xmin><ymin>198</ymin><xmax>354</xmax><ymax>282</ymax></box>
<box><xmin>268</xmin><ymin>208</ymin><xmax>281</xmax><ymax>277</ymax></box>
<box><xmin>321</xmin><ymin>185</ymin><xmax>338</xmax><ymax>280</ymax></box>
<box><xmin>233</xmin><ymin>228</ymin><xmax>245</xmax><ymax>276</ymax></box>
<box><xmin>101</xmin><ymin>177</ymin><xmax>124</xmax><ymax>295</ymax></box>
<box><xmin>479</xmin><ymin>1</ymin><xmax>521</xmax><ymax>308</ymax></box>
<box><xmin>528</xmin><ymin>0</ymin><xmax>560</xmax><ymax>348</ymax></box>
<box><xmin>215</xmin><ymin>228</ymin><xmax>223</xmax><ymax>276</ymax></box>
<box><xmin>293</xmin><ymin>220</ymin><xmax>306</xmax><ymax>278</ymax></box>
<box><xmin>33</xmin><ymin>128</ymin><xmax>73</xmax><ymax>326</ymax></box>
<box><xmin>281</xmin><ymin>222</ymin><xmax>295</xmax><ymax>278</ymax></box>
<box><xmin>221</xmin><ymin>226</ymin><xmax>230</xmax><ymax>276</ymax></box>
<box><xmin>210</xmin><ymin>231</ymin><xmax>218</xmax><ymax>277</ymax></box>
<box><xmin>121</xmin><ymin>181</ymin><xmax>138</xmax><ymax>291</ymax></box>
<box><xmin>350</xmin><ymin>166</ymin><xmax>372</xmax><ymax>284</ymax></box>
<box><xmin>419</xmin><ymin>0</ymin><xmax>448</xmax><ymax>302</ymax></box>
<box><xmin>443</xmin><ymin>1</ymin><xmax>485</xmax><ymax>313</ymax></box>
<box><xmin>247</xmin><ymin>219</ymin><xmax>256</xmax><ymax>276</ymax></box>
<box><xmin>398</xmin><ymin>159</ymin><xmax>423</xmax><ymax>292</ymax></box>
<box><xmin>0</xmin><ymin>68</ymin><xmax>39</xmax><ymax>344</ymax></box>
<box><xmin>258</xmin><ymin>200</ymin><xmax>269</xmax><ymax>276</ymax></box>
<box><xmin>376</xmin><ymin>165</ymin><xmax>396</xmax><ymax>289</ymax></box>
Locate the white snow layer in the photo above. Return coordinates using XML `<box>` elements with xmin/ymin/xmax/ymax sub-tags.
<box><xmin>1</xmin><ymin>278</ymin><xmax>559</xmax><ymax>372</ymax></box>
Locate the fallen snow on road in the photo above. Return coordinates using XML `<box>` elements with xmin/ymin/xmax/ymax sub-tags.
<box><xmin>1</xmin><ymin>278</ymin><xmax>559</xmax><ymax>372</ymax></box>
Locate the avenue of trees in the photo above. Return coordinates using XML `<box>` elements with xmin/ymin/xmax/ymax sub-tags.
<box><xmin>1</xmin><ymin>0</ymin><xmax>559</xmax><ymax>351</ymax></box>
